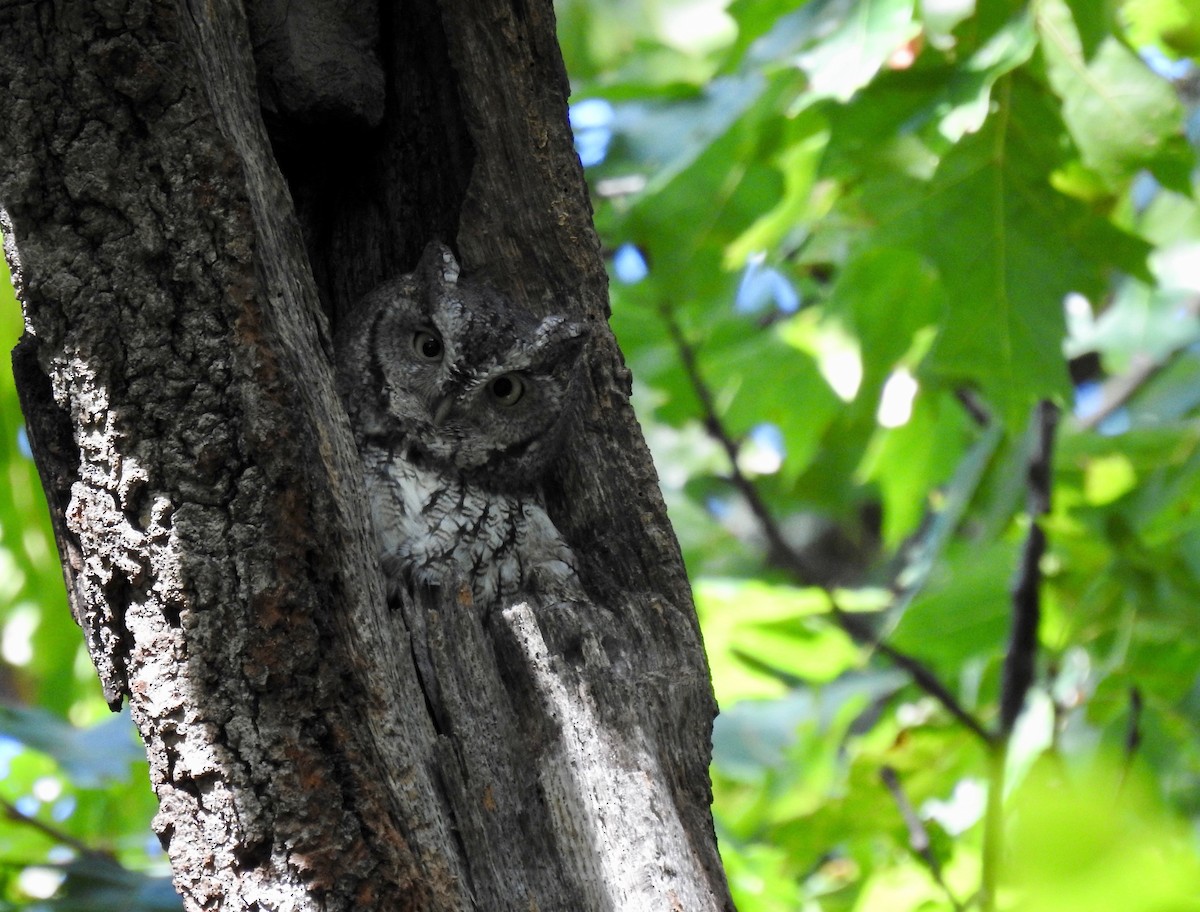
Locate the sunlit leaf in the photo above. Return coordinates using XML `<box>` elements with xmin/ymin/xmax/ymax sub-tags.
<box><xmin>1008</xmin><ymin>760</ymin><xmax>1200</xmax><ymax>911</ymax></box>
<box><xmin>793</xmin><ymin>0</ymin><xmax>920</xmax><ymax>103</ymax></box>
<box><xmin>876</xmin><ymin>78</ymin><xmax>1151</xmax><ymax>426</ymax></box>
<box><xmin>1122</xmin><ymin>0</ymin><xmax>1200</xmax><ymax>57</ymax></box>
<box><xmin>697</xmin><ymin>579</ymin><xmax>863</xmax><ymax>701</ymax></box>
<box><xmin>936</xmin><ymin>9</ymin><xmax>1038</xmax><ymax>141</ymax></box>
<box><xmin>0</xmin><ymin>707</ymin><xmax>142</xmax><ymax>788</ymax></box>
<box><xmin>1038</xmin><ymin>0</ymin><xmax>1186</xmax><ymax>188</ymax></box>
<box><xmin>725</xmin><ymin>110</ymin><xmax>831</xmax><ymax>265</ymax></box>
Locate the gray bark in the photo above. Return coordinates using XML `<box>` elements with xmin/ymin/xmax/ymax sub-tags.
<box><xmin>0</xmin><ymin>1</ymin><xmax>732</xmax><ymax>910</ymax></box>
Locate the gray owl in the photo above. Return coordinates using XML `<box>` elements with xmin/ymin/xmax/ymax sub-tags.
<box><xmin>334</xmin><ymin>242</ymin><xmax>589</xmax><ymax>609</ymax></box>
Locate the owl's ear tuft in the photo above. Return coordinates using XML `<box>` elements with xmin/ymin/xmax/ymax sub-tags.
<box><xmin>533</xmin><ymin>315</ymin><xmax>589</xmax><ymax>365</ymax></box>
<box><xmin>418</xmin><ymin>240</ymin><xmax>460</xmax><ymax>287</ymax></box>
<box><xmin>534</xmin><ymin>314</ymin><xmax>588</xmax><ymax>345</ymax></box>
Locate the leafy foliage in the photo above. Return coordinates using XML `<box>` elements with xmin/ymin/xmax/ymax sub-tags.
<box><xmin>561</xmin><ymin>0</ymin><xmax>1200</xmax><ymax>908</ymax></box>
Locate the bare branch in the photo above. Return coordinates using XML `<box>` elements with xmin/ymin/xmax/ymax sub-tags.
<box><xmin>660</xmin><ymin>302</ymin><xmax>991</xmax><ymax>745</ymax></box>
<box><xmin>1118</xmin><ymin>686</ymin><xmax>1144</xmax><ymax>794</ymax></box>
<box><xmin>659</xmin><ymin>303</ymin><xmax>824</xmax><ymax>582</ymax></box>
<box><xmin>880</xmin><ymin>766</ymin><xmax>963</xmax><ymax>911</ymax></box>
<box><xmin>984</xmin><ymin>399</ymin><xmax>1061</xmax><ymax>912</ymax></box>
<box><xmin>0</xmin><ymin>795</ymin><xmax>111</xmax><ymax>861</ymax></box>
<box><xmin>834</xmin><ymin>606</ymin><xmax>991</xmax><ymax>743</ymax></box>
<box><xmin>1076</xmin><ymin>294</ymin><xmax>1200</xmax><ymax>433</ymax></box>
<box><xmin>1124</xmin><ymin>686</ymin><xmax>1144</xmax><ymax>759</ymax></box>
<box><xmin>998</xmin><ymin>400</ymin><xmax>1059</xmax><ymax>736</ymax></box>
<box><xmin>954</xmin><ymin>387</ymin><xmax>993</xmax><ymax>428</ymax></box>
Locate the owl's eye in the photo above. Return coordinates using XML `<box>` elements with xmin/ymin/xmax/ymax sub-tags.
<box><xmin>489</xmin><ymin>374</ymin><xmax>525</xmax><ymax>406</ymax></box>
<box><xmin>412</xmin><ymin>330</ymin><xmax>444</xmax><ymax>362</ymax></box>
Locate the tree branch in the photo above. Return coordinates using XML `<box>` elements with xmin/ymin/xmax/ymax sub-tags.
<box><xmin>954</xmin><ymin>387</ymin><xmax>993</xmax><ymax>428</ymax></box>
<box><xmin>1076</xmin><ymin>294</ymin><xmax>1200</xmax><ymax>433</ymax></box>
<box><xmin>1118</xmin><ymin>686</ymin><xmax>1144</xmax><ymax>794</ymax></box>
<box><xmin>880</xmin><ymin>765</ymin><xmax>963</xmax><ymax>912</ymax></box>
<box><xmin>998</xmin><ymin>400</ymin><xmax>1058</xmax><ymax>736</ymax></box>
<box><xmin>983</xmin><ymin>399</ymin><xmax>1060</xmax><ymax>912</ymax></box>
<box><xmin>659</xmin><ymin>304</ymin><xmax>825</xmax><ymax>582</ymax></box>
<box><xmin>0</xmin><ymin>796</ymin><xmax>110</xmax><ymax>861</ymax></box>
<box><xmin>660</xmin><ymin>302</ymin><xmax>990</xmax><ymax>744</ymax></box>
<box><xmin>832</xmin><ymin>604</ymin><xmax>991</xmax><ymax>742</ymax></box>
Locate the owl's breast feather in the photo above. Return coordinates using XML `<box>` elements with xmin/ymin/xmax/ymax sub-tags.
<box><xmin>360</xmin><ymin>447</ymin><xmax>579</xmax><ymax>606</ymax></box>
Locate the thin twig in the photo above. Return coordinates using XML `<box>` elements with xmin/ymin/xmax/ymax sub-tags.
<box><xmin>881</xmin><ymin>765</ymin><xmax>964</xmax><ymax>911</ymax></box>
<box><xmin>1124</xmin><ymin>686</ymin><xmax>1143</xmax><ymax>760</ymax></box>
<box><xmin>982</xmin><ymin>399</ymin><xmax>1060</xmax><ymax>912</ymax></box>
<box><xmin>833</xmin><ymin>605</ymin><xmax>991</xmax><ymax>743</ymax></box>
<box><xmin>955</xmin><ymin>387</ymin><xmax>993</xmax><ymax>428</ymax></box>
<box><xmin>998</xmin><ymin>400</ymin><xmax>1058</xmax><ymax>737</ymax></box>
<box><xmin>1076</xmin><ymin>294</ymin><xmax>1200</xmax><ymax>432</ymax></box>
<box><xmin>660</xmin><ymin>303</ymin><xmax>824</xmax><ymax>582</ymax></box>
<box><xmin>1118</xmin><ymin>686</ymin><xmax>1143</xmax><ymax>795</ymax></box>
<box><xmin>660</xmin><ymin>302</ymin><xmax>991</xmax><ymax>744</ymax></box>
<box><xmin>0</xmin><ymin>795</ymin><xmax>110</xmax><ymax>860</ymax></box>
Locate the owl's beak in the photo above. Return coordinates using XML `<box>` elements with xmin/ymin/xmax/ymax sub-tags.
<box><xmin>431</xmin><ymin>394</ymin><xmax>455</xmax><ymax>426</ymax></box>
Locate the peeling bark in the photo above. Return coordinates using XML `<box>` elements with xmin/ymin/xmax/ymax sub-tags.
<box><xmin>0</xmin><ymin>0</ymin><xmax>732</xmax><ymax>909</ymax></box>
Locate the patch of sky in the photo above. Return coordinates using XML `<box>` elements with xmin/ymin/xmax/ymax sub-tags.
<box><xmin>735</xmin><ymin>253</ymin><xmax>800</xmax><ymax>315</ymax></box>
<box><xmin>569</xmin><ymin>98</ymin><xmax>615</xmax><ymax>168</ymax></box>
<box><xmin>1074</xmin><ymin>380</ymin><xmax>1131</xmax><ymax>435</ymax></box>
<box><xmin>612</xmin><ymin>243</ymin><xmax>648</xmax><ymax>283</ymax></box>
<box><xmin>738</xmin><ymin>423</ymin><xmax>785</xmax><ymax>475</ymax></box>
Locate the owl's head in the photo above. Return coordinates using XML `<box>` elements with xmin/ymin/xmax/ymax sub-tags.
<box><xmin>337</xmin><ymin>242</ymin><xmax>590</xmax><ymax>489</ymax></box>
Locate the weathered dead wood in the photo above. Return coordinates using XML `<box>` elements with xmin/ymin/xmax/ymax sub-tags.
<box><xmin>0</xmin><ymin>0</ymin><xmax>732</xmax><ymax>908</ymax></box>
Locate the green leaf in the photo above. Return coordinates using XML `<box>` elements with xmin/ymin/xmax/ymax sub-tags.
<box><xmin>721</xmin><ymin>0</ymin><xmax>819</xmax><ymax>72</ymax></box>
<box><xmin>1037</xmin><ymin>0</ymin><xmax>1187</xmax><ymax>188</ymax></box>
<box><xmin>712</xmin><ymin>670</ymin><xmax>906</xmax><ymax>784</ymax></box>
<box><xmin>576</xmin><ymin>1</ymin><xmax>1200</xmax><ymax>903</ymax></box>
<box><xmin>725</xmin><ymin>109</ymin><xmax>831</xmax><ymax>265</ymax></box>
<box><xmin>696</xmin><ymin>578</ymin><xmax>862</xmax><ymax>702</ymax></box>
<box><xmin>1123</xmin><ymin>0</ymin><xmax>1200</xmax><ymax>57</ymax></box>
<box><xmin>826</xmin><ymin>247</ymin><xmax>944</xmax><ymax>395</ymax></box>
<box><xmin>935</xmin><ymin>10</ymin><xmax>1038</xmax><ymax>141</ymax></box>
<box><xmin>1009</xmin><ymin>761</ymin><xmax>1200</xmax><ymax>912</ymax></box>
<box><xmin>858</xmin><ymin>391</ymin><xmax>974</xmax><ymax>547</ymax></box>
<box><xmin>794</xmin><ymin>0</ymin><xmax>920</xmax><ymax>102</ymax></box>
<box><xmin>720</xmin><ymin>322</ymin><xmax>845</xmax><ymax>479</ymax></box>
<box><xmin>606</xmin><ymin>74</ymin><xmax>767</xmax><ymax>192</ymax></box>
<box><xmin>872</xmin><ymin>77</ymin><xmax>1150</xmax><ymax>426</ymax></box>
<box><xmin>0</xmin><ymin>707</ymin><xmax>142</xmax><ymax>788</ymax></box>
<box><xmin>889</xmin><ymin>540</ymin><xmax>1019</xmax><ymax>671</ymax></box>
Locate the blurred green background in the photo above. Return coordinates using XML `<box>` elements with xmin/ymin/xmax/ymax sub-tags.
<box><xmin>4</xmin><ymin>1</ymin><xmax>1200</xmax><ymax>908</ymax></box>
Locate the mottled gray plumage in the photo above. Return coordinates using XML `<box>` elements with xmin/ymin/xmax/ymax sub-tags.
<box><xmin>335</xmin><ymin>242</ymin><xmax>588</xmax><ymax>609</ymax></box>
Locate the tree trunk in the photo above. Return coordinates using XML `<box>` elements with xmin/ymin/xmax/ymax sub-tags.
<box><xmin>0</xmin><ymin>1</ymin><xmax>733</xmax><ymax>910</ymax></box>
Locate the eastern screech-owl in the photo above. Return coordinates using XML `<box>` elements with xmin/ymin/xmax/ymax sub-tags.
<box><xmin>335</xmin><ymin>242</ymin><xmax>589</xmax><ymax>609</ymax></box>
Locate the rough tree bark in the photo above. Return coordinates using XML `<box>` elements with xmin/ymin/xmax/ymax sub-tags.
<box><xmin>0</xmin><ymin>1</ymin><xmax>733</xmax><ymax>910</ymax></box>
